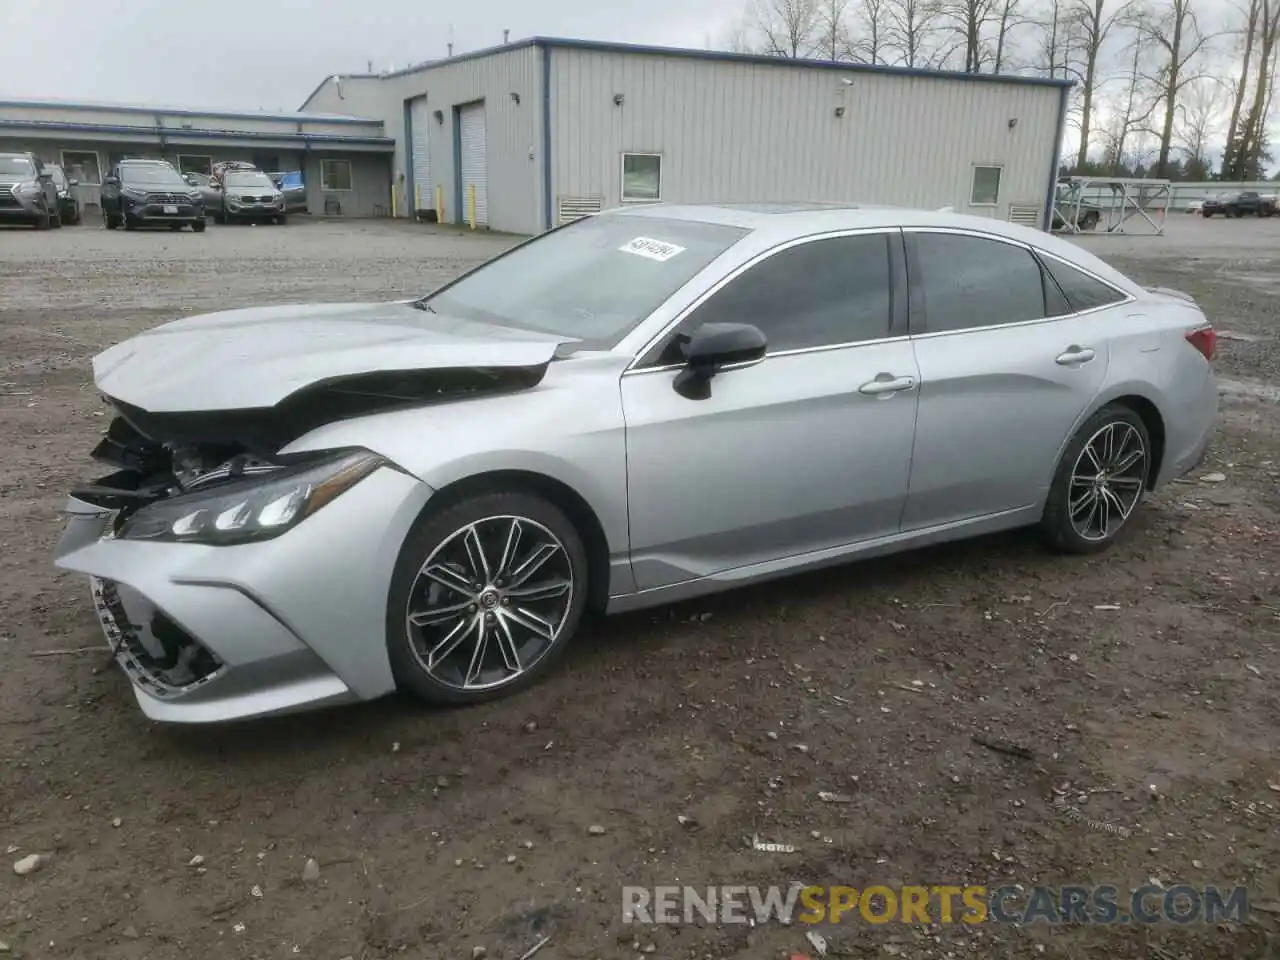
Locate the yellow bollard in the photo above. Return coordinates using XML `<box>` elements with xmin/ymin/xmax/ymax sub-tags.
<box><xmin>467</xmin><ymin>183</ymin><xmax>476</xmax><ymax>229</ymax></box>
<box><xmin>414</xmin><ymin>184</ymin><xmax>421</xmax><ymax>220</ymax></box>
<box><xmin>435</xmin><ymin>184</ymin><xmax>444</xmax><ymax>224</ymax></box>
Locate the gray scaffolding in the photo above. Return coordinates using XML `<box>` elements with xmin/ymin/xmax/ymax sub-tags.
<box><xmin>1052</xmin><ymin>177</ymin><xmax>1171</xmax><ymax>236</ymax></box>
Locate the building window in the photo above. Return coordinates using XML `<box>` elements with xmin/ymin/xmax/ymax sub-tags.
<box><xmin>970</xmin><ymin>165</ymin><xmax>1002</xmax><ymax>206</ymax></box>
<box><xmin>61</xmin><ymin>150</ymin><xmax>101</xmax><ymax>185</ymax></box>
<box><xmin>177</xmin><ymin>155</ymin><xmax>212</xmax><ymax>175</ymax></box>
<box><xmin>321</xmin><ymin>159</ymin><xmax>353</xmax><ymax>191</ymax></box>
<box><xmin>621</xmin><ymin>153</ymin><xmax>661</xmax><ymax>202</ymax></box>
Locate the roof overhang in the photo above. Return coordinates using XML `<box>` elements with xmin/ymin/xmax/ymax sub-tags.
<box><xmin>0</xmin><ymin>118</ymin><xmax>395</xmax><ymax>152</ymax></box>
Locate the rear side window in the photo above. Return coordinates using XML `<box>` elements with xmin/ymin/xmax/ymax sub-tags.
<box><xmin>913</xmin><ymin>232</ymin><xmax>1045</xmax><ymax>332</ymax></box>
<box><xmin>1040</xmin><ymin>255</ymin><xmax>1128</xmax><ymax>313</ymax></box>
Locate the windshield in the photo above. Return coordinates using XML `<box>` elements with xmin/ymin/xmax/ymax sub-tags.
<box><xmin>0</xmin><ymin>156</ymin><xmax>36</xmax><ymax>179</ymax></box>
<box><xmin>419</xmin><ymin>214</ymin><xmax>750</xmax><ymax>344</ymax></box>
<box><xmin>225</xmin><ymin>172</ymin><xmax>275</xmax><ymax>188</ymax></box>
<box><xmin>121</xmin><ymin>163</ymin><xmax>188</xmax><ymax>187</ymax></box>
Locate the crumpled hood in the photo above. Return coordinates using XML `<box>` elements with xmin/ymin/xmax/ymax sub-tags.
<box><xmin>93</xmin><ymin>301</ymin><xmax>572</xmax><ymax>413</ymax></box>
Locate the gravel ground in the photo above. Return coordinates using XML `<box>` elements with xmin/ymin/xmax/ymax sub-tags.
<box><xmin>0</xmin><ymin>214</ymin><xmax>1277</xmax><ymax>960</ymax></box>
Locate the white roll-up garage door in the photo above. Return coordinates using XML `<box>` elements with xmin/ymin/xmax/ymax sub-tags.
<box><xmin>458</xmin><ymin>101</ymin><xmax>488</xmax><ymax>227</ymax></box>
<box><xmin>409</xmin><ymin>95</ymin><xmax>432</xmax><ymax>215</ymax></box>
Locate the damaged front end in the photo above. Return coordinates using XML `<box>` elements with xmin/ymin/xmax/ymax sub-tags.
<box><xmin>58</xmin><ymin>363</ymin><xmax>547</xmax><ymax>706</ymax></box>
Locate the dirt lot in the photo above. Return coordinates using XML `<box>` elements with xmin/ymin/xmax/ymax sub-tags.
<box><xmin>0</xmin><ymin>214</ymin><xmax>1277</xmax><ymax>960</ymax></box>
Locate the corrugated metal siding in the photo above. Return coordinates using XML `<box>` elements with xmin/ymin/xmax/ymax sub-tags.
<box><xmin>548</xmin><ymin>49</ymin><xmax>1060</xmax><ymax>220</ymax></box>
<box><xmin>378</xmin><ymin>45</ymin><xmax>543</xmax><ymax>233</ymax></box>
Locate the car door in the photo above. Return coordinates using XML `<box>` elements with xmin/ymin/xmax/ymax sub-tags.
<box><xmin>901</xmin><ymin>228</ymin><xmax>1125</xmax><ymax>530</ymax></box>
<box><xmin>620</xmin><ymin>229</ymin><xmax>920</xmax><ymax>592</ymax></box>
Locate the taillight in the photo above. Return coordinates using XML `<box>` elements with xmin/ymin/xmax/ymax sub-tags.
<box><xmin>1185</xmin><ymin>326</ymin><xmax>1216</xmax><ymax>362</ymax></box>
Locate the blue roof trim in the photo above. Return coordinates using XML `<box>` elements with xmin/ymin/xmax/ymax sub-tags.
<box><xmin>371</xmin><ymin>35</ymin><xmax>1071</xmax><ymax>89</ymax></box>
<box><xmin>0</xmin><ymin>97</ymin><xmax>380</xmax><ymax>125</ymax></box>
<box><xmin>0</xmin><ymin>118</ymin><xmax>394</xmax><ymax>148</ymax></box>
<box><xmin>296</xmin><ymin>74</ymin><xmax>382</xmax><ymax>113</ymax></box>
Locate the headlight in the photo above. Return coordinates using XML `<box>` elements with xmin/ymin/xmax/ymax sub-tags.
<box><xmin>189</xmin><ymin>191</ymin><xmax>202</xmax><ymax>203</ymax></box>
<box><xmin>122</xmin><ymin>188</ymin><xmax>147</xmax><ymax>201</ymax></box>
<box><xmin>16</xmin><ymin>181</ymin><xmax>42</xmax><ymax>196</ymax></box>
<box><xmin>117</xmin><ymin>449</ymin><xmax>385</xmax><ymax>545</ymax></box>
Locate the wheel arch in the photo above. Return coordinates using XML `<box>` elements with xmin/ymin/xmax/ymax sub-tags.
<box><xmin>417</xmin><ymin>469</ymin><xmax>613</xmax><ymax>613</ymax></box>
<box><xmin>1057</xmin><ymin>391</ymin><xmax>1167</xmax><ymax>491</ymax></box>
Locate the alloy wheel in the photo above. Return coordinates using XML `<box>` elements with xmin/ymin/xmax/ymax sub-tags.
<box><xmin>1068</xmin><ymin>421</ymin><xmax>1147</xmax><ymax>542</ymax></box>
<box><xmin>405</xmin><ymin>515</ymin><xmax>574</xmax><ymax>692</ymax></box>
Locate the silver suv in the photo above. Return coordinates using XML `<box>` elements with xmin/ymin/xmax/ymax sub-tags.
<box><xmin>0</xmin><ymin>153</ymin><xmax>60</xmax><ymax>229</ymax></box>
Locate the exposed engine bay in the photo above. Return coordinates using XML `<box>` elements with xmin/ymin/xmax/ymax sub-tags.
<box><xmin>71</xmin><ymin>364</ymin><xmax>548</xmax><ymax>522</ymax></box>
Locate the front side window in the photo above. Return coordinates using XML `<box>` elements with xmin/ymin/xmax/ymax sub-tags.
<box><xmin>971</xmin><ymin>165</ymin><xmax>1002</xmax><ymax>206</ymax></box>
<box><xmin>1040</xmin><ymin>254</ymin><xmax>1128</xmax><ymax>313</ymax></box>
<box><xmin>622</xmin><ymin>153</ymin><xmax>661</xmax><ymax>202</ymax></box>
<box><xmin>913</xmin><ymin>232</ymin><xmax>1045</xmax><ymax>333</ymax></box>
<box><xmin>669</xmin><ymin>233</ymin><xmax>894</xmax><ymax>357</ymax></box>
<box><xmin>321</xmin><ymin>159</ymin><xmax>352</xmax><ymax>191</ymax></box>
<box><xmin>419</xmin><ymin>214</ymin><xmax>748</xmax><ymax>346</ymax></box>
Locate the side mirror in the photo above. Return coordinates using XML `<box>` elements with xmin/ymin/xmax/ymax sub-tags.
<box><xmin>672</xmin><ymin>322</ymin><xmax>767</xmax><ymax>400</ymax></box>
<box><xmin>103</xmin><ymin>175</ymin><xmax>120</xmax><ymax>186</ymax></box>
<box><xmin>68</xmin><ymin>178</ymin><xmax>79</xmax><ymax>187</ymax></box>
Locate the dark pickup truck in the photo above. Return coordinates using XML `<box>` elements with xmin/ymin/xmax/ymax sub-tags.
<box><xmin>1201</xmin><ymin>191</ymin><xmax>1277</xmax><ymax>218</ymax></box>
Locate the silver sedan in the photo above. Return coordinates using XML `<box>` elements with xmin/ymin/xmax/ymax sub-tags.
<box><xmin>54</xmin><ymin>203</ymin><xmax>1218</xmax><ymax>723</ymax></box>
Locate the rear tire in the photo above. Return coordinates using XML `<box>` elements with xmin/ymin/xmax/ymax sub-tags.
<box><xmin>386</xmin><ymin>490</ymin><xmax>589</xmax><ymax>706</ymax></box>
<box><xmin>33</xmin><ymin>204</ymin><xmax>50</xmax><ymax>230</ymax></box>
<box><xmin>1041</xmin><ymin>403</ymin><xmax>1152</xmax><ymax>555</ymax></box>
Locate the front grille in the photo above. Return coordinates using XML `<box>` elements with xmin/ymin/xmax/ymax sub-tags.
<box><xmin>144</xmin><ymin>192</ymin><xmax>190</xmax><ymax>205</ymax></box>
<box><xmin>0</xmin><ymin>185</ymin><xmax>19</xmax><ymax>209</ymax></box>
<box><xmin>239</xmin><ymin>195</ymin><xmax>275</xmax><ymax>203</ymax></box>
<box><xmin>92</xmin><ymin>577</ymin><xmax>224</xmax><ymax>698</ymax></box>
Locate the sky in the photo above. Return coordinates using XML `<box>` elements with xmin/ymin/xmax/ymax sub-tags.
<box><xmin>0</xmin><ymin>0</ymin><xmax>745</xmax><ymax>112</ymax></box>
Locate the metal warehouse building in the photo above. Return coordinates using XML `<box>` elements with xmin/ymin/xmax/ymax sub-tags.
<box><xmin>300</xmin><ymin>37</ymin><xmax>1071</xmax><ymax>235</ymax></box>
<box><xmin>0</xmin><ymin>100</ymin><xmax>395</xmax><ymax>217</ymax></box>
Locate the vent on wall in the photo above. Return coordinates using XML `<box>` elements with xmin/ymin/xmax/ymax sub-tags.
<box><xmin>1007</xmin><ymin>203</ymin><xmax>1041</xmax><ymax>227</ymax></box>
<box><xmin>558</xmin><ymin>195</ymin><xmax>603</xmax><ymax>224</ymax></box>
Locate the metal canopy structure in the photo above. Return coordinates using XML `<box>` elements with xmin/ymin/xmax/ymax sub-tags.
<box><xmin>1052</xmin><ymin>177</ymin><xmax>1171</xmax><ymax>236</ymax></box>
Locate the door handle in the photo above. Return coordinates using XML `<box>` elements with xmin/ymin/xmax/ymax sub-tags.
<box><xmin>858</xmin><ymin>374</ymin><xmax>915</xmax><ymax>396</ymax></box>
<box><xmin>1055</xmin><ymin>346</ymin><xmax>1096</xmax><ymax>366</ymax></box>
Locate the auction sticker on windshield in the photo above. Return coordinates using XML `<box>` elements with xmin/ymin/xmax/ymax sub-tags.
<box><xmin>619</xmin><ymin>237</ymin><xmax>687</xmax><ymax>262</ymax></box>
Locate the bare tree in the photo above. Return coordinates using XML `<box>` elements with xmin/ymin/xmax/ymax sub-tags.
<box><xmin>1031</xmin><ymin>0</ymin><xmax>1084</xmax><ymax>78</ymax></box>
<box><xmin>852</xmin><ymin>0</ymin><xmax>892</xmax><ymax>62</ymax></box>
<box><xmin>991</xmin><ymin>0</ymin><xmax>1027</xmax><ymax>70</ymax></box>
<box><xmin>944</xmin><ymin>0</ymin><xmax>998</xmax><ymax>70</ymax></box>
<box><xmin>884</xmin><ymin>0</ymin><xmax>946</xmax><ymax>65</ymax></box>
<box><xmin>1069</xmin><ymin>0</ymin><xmax>1138</xmax><ymax>170</ymax></box>
<box><xmin>1222</xmin><ymin>0</ymin><xmax>1262</xmax><ymax>174</ymax></box>
<box><xmin>1232</xmin><ymin>0</ymin><xmax>1280</xmax><ymax>177</ymax></box>
<box><xmin>1174</xmin><ymin>76</ymin><xmax>1227</xmax><ymax>176</ymax></box>
<box><xmin>1095</xmin><ymin>17</ymin><xmax>1155</xmax><ymax>171</ymax></box>
<box><xmin>1143</xmin><ymin>0</ymin><xmax>1215</xmax><ymax>178</ymax></box>
<box><xmin>814</xmin><ymin>0</ymin><xmax>856</xmax><ymax>57</ymax></box>
<box><xmin>750</xmin><ymin>0</ymin><xmax>823</xmax><ymax>56</ymax></box>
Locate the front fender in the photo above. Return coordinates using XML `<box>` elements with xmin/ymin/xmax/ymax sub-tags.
<box><xmin>278</xmin><ymin>357</ymin><xmax>631</xmax><ymax>560</ymax></box>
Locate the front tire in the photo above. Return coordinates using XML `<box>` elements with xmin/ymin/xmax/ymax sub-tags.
<box><xmin>386</xmin><ymin>491</ymin><xmax>589</xmax><ymax>705</ymax></box>
<box><xmin>191</xmin><ymin>218</ymin><xmax>206</xmax><ymax>233</ymax></box>
<box><xmin>1079</xmin><ymin>211</ymin><xmax>1099</xmax><ymax>231</ymax></box>
<box><xmin>1041</xmin><ymin>403</ymin><xmax>1152</xmax><ymax>555</ymax></box>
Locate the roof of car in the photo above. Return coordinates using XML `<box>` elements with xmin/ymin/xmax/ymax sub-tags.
<box><xmin>602</xmin><ymin>202</ymin><xmax>1142</xmax><ymax>294</ymax></box>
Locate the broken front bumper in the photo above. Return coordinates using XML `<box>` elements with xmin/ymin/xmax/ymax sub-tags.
<box><xmin>54</xmin><ymin>465</ymin><xmax>433</xmax><ymax>723</ymax></box>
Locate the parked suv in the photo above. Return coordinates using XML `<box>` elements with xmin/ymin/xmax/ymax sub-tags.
<box><xmin>0</xmin><ymin>152</ymin><xmax>60</xmax><ymax>229</ymax></box>
<box><xmin>45</xmin><ymin>163</ymin><xmax>81</xmax><ymax>225</ymax></box>
<box><xmin>210</xmin><ymin>168</ymin><xmax>288</xmax><ymax>224</ymax></box>
<box><xmin>102</xmin><ymin>159</ymin><xmax>206</xmax><ymax>231</ymax></box>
